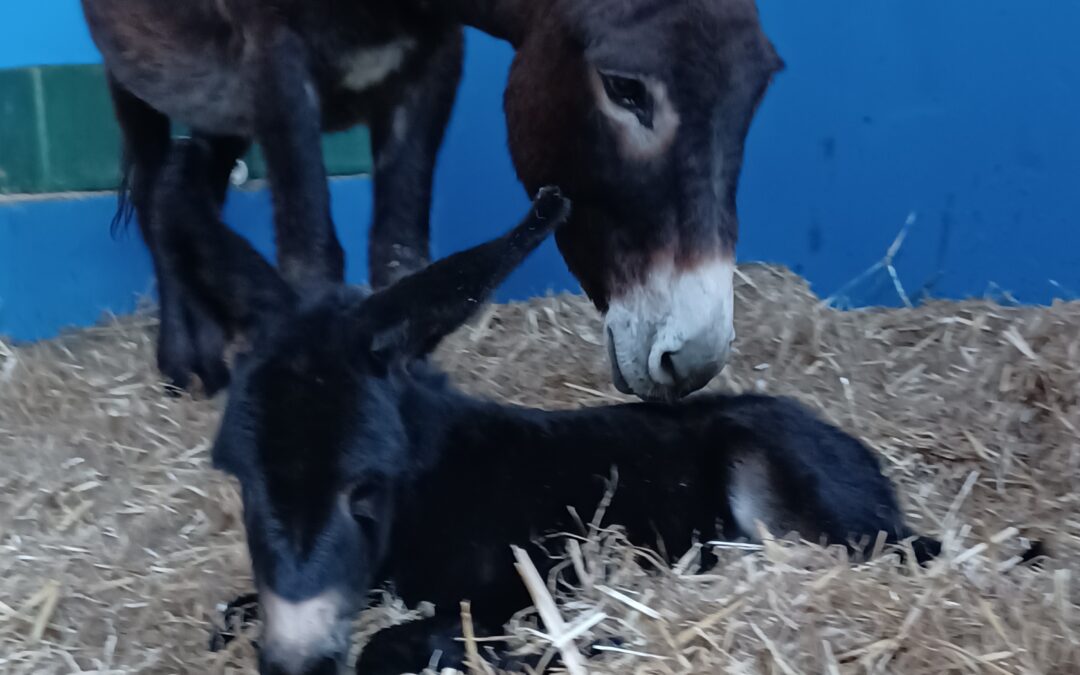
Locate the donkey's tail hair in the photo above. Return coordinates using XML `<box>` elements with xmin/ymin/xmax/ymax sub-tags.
<box><xmin>110</xmin><ymin>146</ymin><xmax>137</xmax><ymax>238</ymax></box>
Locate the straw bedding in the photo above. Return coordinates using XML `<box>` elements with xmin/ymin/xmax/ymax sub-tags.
<box><xmin>0</xmin><ymin>264</ymin><xmax>1077</xmax><ymax>674</ymax></box>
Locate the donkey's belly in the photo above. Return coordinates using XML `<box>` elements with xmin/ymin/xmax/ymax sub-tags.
<box><xmin>111</xmin><ymin>56</ymin><xmax>256</xmax><ymax>137</ymax></box>
<box><xmin>86</xmin><ymin>1</ymin><xmax>433</xmax><ymax>138</ymax></box>
<box><xmin>82</xmin><ymin>0</ymin><xmax>254</xmax><ymax>135</ymax></box>
<box><xmin>98</xmin><ymin>34</ymin><xmax>419</xmax><ymax>137</ymax></box>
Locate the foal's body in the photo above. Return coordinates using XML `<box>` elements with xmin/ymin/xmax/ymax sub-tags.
<box><xmin>223</xmin><ymin>285</ymin><xmax>935</xmax><ymax>674</ymax></box>
<box><xmin>374</xmin><ymin>379</ymin><xmax>933</xmax><ymax>643</ymax></box>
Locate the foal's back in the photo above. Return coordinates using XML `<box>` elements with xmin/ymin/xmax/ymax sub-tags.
<box><xmin>383</xmin><ymin>391</ymin><xmax>918</xmax><ymax>620</ymax></box>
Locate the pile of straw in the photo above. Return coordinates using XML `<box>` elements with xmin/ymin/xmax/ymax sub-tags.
<box><xmin>1</xmin><ymin>264</ymin><xmax>1076</xmax><ymax>673</ymax></box>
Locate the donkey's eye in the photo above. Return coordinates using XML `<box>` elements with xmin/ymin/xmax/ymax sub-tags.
<box><xmin>348</xmin><ymin>483</ymin><xmax>380</xmax><ymax>523</ymax></box>
<box><xmin>600</xmin><ymin>73</ymin><xmax>653</xmax><ymax>128</ymax></box>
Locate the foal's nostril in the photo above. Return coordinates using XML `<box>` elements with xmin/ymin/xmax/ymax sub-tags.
<box><xmin>261</xmin><ymin>655</ymin><xmax>341</xmax><ymax>675</ymax></box>
<box><xmin>306</xmin><ymin>656</ymin><xmax>341</xmax><ymax>675</ymax></box>
<box><xmin>659</xmin><ymin>350</ymin><xmax>678</xmax><ymax>382</ymax></box>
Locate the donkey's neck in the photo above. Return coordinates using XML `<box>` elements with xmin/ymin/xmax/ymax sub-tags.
<box><xmin>413</xmin><ymin>0</ymin><xmax>533</xmax><ymax>44</ymax></box>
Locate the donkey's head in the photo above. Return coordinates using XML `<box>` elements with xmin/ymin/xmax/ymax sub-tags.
<box><xmin>453</xmin><ymin>0</ymin><xmax>781</xmax><ymax>399</ymax></box>
<box><xmin>154</xmin><ymin>140</ymin><xmax>569</xmax><ymax>675</ymax></box>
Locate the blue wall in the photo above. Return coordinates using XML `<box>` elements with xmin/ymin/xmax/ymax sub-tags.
<box><xmin>1</xmin><ymin>3</ymin><xmax>101</xmax><ymax>68</ymax></box>
<box><xmin>2</xmin><ymin>2</ymin><xmax>1079</xmax><ymax>340</ymax></box>
<box><xmin>741</xmin><ymin>1</ymin><xmax>1080</xmax><ymax>306</ymax></box>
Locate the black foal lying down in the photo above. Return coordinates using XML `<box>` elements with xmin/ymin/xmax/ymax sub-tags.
<box><xmin>156</xmin><ymin>140</ymin><xmax>937</xmax><ymax>675</ymax></box>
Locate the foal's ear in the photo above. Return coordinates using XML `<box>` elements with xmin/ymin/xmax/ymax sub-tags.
<box><xmin>360</xmin><ymin>187</ymin><xmax>571</xmax><ymax>361</ymax></box>
<box><xmin>152</xmin><ymin>140</ymin><xmax>297</xmax><ymax>337</ymax></box>
<box><xmin>441</xmin><ymin>0</ymin><xmax>531</xmax><ymax>46</ymax></box>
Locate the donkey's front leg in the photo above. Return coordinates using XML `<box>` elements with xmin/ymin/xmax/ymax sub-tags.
<box><xmin>367</xmin><ymin>28</ymin><xmax>464</xmax><ymax>289</ymax></box>
<box><xmin>249</xmin><ymin>26</ymin><xmax>345</xmax><ymax>291</ymax></box>
<box><xmin>107</xmin><ymin>78</ymin><xmax>235</xmax><ymax>395</ymax></box>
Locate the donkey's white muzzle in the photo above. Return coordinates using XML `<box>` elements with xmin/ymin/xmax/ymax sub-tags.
<box><xmin>604</xmin><ymin>256</ymin><xmax>735</xmax><ymax>400</ymax></box>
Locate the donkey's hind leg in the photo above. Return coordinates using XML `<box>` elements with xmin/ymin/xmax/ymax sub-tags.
<box><xmin>109</xmin><ymin>78</ymin><xmax>225</xmax><ymax>394</ymax></box>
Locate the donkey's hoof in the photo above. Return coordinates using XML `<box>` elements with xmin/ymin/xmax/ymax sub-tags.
<box><xmin>158</xmin><ymin>344</ymin><xmax>195</xmax><ymax>396</ymax></box>
<box><xmin>157</xmin><ymin>300</ymin><xmax>231</xmax><ymax>397</ymax></box>
<box><xmin>158</xmin><ymin>345</ymin><xmax>230</xmax><ymax>397</ymax></box>
<box><xmin>196</xmin><ymin>355</ymin><xmax>231</xmax><ymax>397</ymax></box>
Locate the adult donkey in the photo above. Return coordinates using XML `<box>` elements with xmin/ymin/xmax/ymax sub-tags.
<box><xmin>81</xmin><ymin>0</ymin><xmax>782</xmax><ymax>401</ymax></box>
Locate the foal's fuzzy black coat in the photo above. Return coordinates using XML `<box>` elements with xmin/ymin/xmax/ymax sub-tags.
<box><xmin>157</xmin><ymin>140</ymin><xmax>936</xmax><ymax>675</ymax></box>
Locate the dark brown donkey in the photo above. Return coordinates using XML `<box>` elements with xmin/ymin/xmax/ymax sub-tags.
<box><xmin>81</xmin><ymin>0</ymin><xmax>782</xmax><ymax>401</ymax></box>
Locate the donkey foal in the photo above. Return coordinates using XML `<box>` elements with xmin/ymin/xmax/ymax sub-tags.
<box><xmin>155</xmin><ymin>139</ymin><xmax>936</xmax><ymax>675</ymax></box>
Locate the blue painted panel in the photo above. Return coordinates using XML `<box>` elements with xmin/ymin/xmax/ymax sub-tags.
<box><xmin>0</xmin><ymin>179</ymin><xmax>373</xmax><ymax>341</ymax></box>
<box><xmin>739</xmin><ymin>0</ymin><xmax>1080</xmax><ymax>304</ymax></box>
<box><xmin>0</xmin><ymin>195</ymin><xmax>153</xmax><ymax>340</ymax></box>
<box><xmin>0</xmin><ymin>3</ymin><xmax>101</xmax><ymax>68</ymax></box>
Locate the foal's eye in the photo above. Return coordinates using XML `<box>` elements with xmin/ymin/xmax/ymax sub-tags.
<box><xmin>599</xmin><ymin>73</ymin><xmax>654</xmax><ymax>128</ymax></box>
<box><xmin>348</xmin><ymin>483</ymin><xmax>380</xmax><ymax>523</ymax></box>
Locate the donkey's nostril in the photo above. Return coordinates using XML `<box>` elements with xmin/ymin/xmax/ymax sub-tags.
<box><xmin>646</xmin><ymin>341</ymin><xmax>679</xmax><ymax>388</ymax></box>
<box><xmin>648</xmin><ymin>336</ymin><xmax>725</xmax><ymax>395</ymax></box>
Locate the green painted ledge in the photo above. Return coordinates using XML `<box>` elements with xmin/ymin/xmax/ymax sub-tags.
<box><xmin>0</xmin><ymin>64</ymin><xmax>372</xmax><ymax>195</ymax></box>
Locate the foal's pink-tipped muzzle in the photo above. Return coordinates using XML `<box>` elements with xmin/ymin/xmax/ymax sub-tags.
<box><xmin>258</xmin><ymin>590</ymin><xmax>351</xmax><ymax>675</ymax></box>
<box><xmin>604</xmin><ymin>257</ymin><xmax>735</xmax><ymax>401</ymax></box>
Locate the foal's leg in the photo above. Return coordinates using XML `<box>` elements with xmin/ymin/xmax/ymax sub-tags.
<box><xmin>356</xmin><ymin>613</ymin><xmax>526</xmax><ymax>675</ymax></box>
<box><xmin>108</xmin><ymin>78</ymin><xmax>230</xmax><ymax>394</ymax></box>
<box><xmin>248</xmin><ymin>25</ymin><xmax>345</xmax><ymax>290</ymax></box>
<box><xmin>367</xmin><ymin>28</ymin><xmax>464</xmax><ymax>288</ymax></box>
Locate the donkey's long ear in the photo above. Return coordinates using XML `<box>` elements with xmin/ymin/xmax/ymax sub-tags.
<box><xmin>360</xmin><ymin>186</ymin><xmax>570</xmax><ymax>361</ymax></box>
<box><xmin>435</xmin><ymin>0</ymin><xmax>531</xmax><ymax>46</ymax></box>
<box><xmin>152</xmin><ymin>140</ymin><xmax>297</xmax><ymax>337</ymax></box>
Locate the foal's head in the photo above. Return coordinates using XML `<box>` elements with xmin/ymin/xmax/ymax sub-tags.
<box><xmin>458</xmin><ymin>0</ymin><xmax>782</xmax><ymax>400</ymax></box>
<box><xmin>155</xmin><ymin>142</ymin><xmax>569</xmax><ymax>675</ymax></box>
